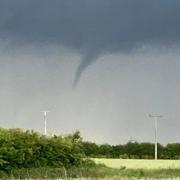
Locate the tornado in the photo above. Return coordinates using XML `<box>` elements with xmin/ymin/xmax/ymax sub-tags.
<box><xmin>0</xmin><ymin>0</ymin><xmax>180</xmax><ymax>87</ymax></box>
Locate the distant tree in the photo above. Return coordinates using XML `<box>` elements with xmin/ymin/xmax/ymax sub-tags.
<box><xmin>140</xmin><ymin>143</ymin><xmax>154</xmax><ymax>159</ymax></box>
<box><xmin>111</xmin><ymin>145</ymin><xmax>124</xmax><ymax>158</ymax></box>
<box><xmin>81</xmin><ymin>142</ymin><xmax>99</xmax><ymax>157</ymax></box>
<box><xmin>124</xmin><ymin>142</ymin><xmax>141</xmax><ymax>158</ymax></box>
<box><xmin>165</xmin><ymin>143</ymin><xmax>180</xmax><ymax>159</ymax></box>
<box><xmin>98</xmin><ymin>144</ymin><xmax>112</xmax><ymax>157</ymax></box>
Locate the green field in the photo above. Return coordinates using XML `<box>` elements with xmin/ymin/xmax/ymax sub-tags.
<box><xmin>90</xmin><ymin>159</ymin><xmax>180</xmax><ymax>179</ymax></box>
<box><xmin>93</xmin><ymin>158</ymin><xmax>180</xmax><ymax>170</ymax></box>
<box><xmin>2</xmin><ymin>159</ymin><xmax>180</xmax><ymax>179</ymax></box>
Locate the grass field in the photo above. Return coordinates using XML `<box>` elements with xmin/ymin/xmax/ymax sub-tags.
<box><xmin>91</xmin><ymin>159</ymin><xmax>180</xmax><ymax>179</ymax></box>
<box><xmin>2</xmin><ymin>160</ymin><xmax>180</xmax><ymax>179</ymax></box>
<box><xmin>93</xmin><ymin>158</ymin><xmax>180</xmax><ymax>170</ymax></box>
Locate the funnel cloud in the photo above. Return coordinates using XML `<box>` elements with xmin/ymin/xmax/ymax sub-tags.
<box><xmin>1</xmin><ymin>0</ymin><xmax>180</xmax><ymax>85</ymax></box>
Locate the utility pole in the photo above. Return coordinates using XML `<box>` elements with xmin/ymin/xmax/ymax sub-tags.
<box><xmin>149</xmin><ymin>114</ymin><xmax>163</xmax><ymax>160</ymax></box>
<box><xmin>41</xmin><ymin>111</ymin><xmax>50</xmax><ymax>135</ymax></box>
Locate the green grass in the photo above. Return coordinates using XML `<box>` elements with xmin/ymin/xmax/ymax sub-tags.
<box><xmin>2</xmin><ymin>159</ymin><xmax>180</xmax><ymax>179</ymax></box>
<box><xmin>93</xmin><ymin>158</ymin><xmax>180</xmax><ymax>170</ymax></box>
<box><xmin>0</xmin><ymin>165</ymin><xmax>123</xmax><ymax>179</ymax></box>
<box><xmin>3</xmin><ymin>166</ymin><xmax>180</xmax><ymax>179</ymax></box>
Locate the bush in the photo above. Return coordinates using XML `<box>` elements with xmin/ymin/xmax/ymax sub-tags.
<box><xmin>0</xmin><ymin>128</ymin><xmax>82</xmax><ymax>172</ymax></box>
<box><xmin>119</xmin><ymin>154</ymin><xmax>129</xmax><ymax>159</ymax></box>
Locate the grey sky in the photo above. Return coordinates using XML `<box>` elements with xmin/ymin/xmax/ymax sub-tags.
<box><xmin>0</xmin><ymin>1</ymin><xmax>180</xmax><ymax>144</ymax></box>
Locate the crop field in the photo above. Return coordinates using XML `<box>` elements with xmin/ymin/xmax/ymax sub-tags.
<box><xmin>93</xmin><ymin>158</ymin><xmax>180</xmax><ymax>170</ymax></box>
<box><xmin>89</xmin><ymin>159</ymin><xmax>180</xmax><ymax>179</ymax></box>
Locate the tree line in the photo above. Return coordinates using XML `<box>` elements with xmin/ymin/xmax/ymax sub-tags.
<box><xmin>1</xmin><ymin>128</ymin><xmax>180</xmax><ymax>173</ymax></box>
<box><xmin>80</xmin><ymin>141</ymin><xmax>180</xmax><ymax>159</ymax></box>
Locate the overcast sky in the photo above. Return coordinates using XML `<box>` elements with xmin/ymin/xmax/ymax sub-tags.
<box><xmin>0</xmin><ymin>0</ymin><xmax>180</xmax><ymax>144</ymax></box>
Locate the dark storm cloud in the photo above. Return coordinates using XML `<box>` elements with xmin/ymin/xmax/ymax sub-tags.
<box><xmin>1</xmin><ymin>0</ymin><xmax>180</xmax><ymax>85</ymax></box>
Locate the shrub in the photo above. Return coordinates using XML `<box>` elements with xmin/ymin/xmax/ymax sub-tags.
<box><xmin>0</xmin><ymin>128</ymin><xmax>82</xmax><ymax>172</ymax></box>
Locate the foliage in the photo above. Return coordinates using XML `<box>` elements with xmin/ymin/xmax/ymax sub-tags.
<box><xmin>1</xmin><ymin>128</ymin><xmax>180</xmax><ymax>179</ymax></box>
<box><xmin>0</xmin><ymin>128</ymin><xmax>82</xmax><ymax>172</ymax></box>
<box><xmin>1</xmin><ymin>127</ymin><xmax>180</xmax><ymax>176</ymax></box>
<box><xmin>81</xmin><ymin>141</ymin><xmax>180</xmax><ymax>159</ymax></box>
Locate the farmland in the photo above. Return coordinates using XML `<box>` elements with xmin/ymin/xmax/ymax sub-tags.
<box><xmin>90</xmin><ymin>159</ymin><xmax>180</xmax><ymax>179</ymax></box>
<box><xmin>93</xmin><ymin>158</ymin><xmax>180</xmax><ymax>170</ymax></box>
